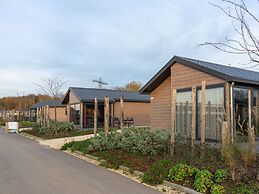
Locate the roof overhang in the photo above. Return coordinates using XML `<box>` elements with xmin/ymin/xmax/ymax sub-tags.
<box><xmin>139</xmin><ymin>56</ymin><xmax>234</xmax><ymax>94</ymax></box>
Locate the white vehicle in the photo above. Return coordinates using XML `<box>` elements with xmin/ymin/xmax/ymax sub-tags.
<box><xmin>6</xmin><ymin>122</ymin><xmax>19</xmax><ymax>133</ymax></box>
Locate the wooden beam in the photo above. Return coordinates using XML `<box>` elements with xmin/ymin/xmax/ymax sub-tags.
<box><xmin>44</xmin><ymin>106</ymin><xmax>46</xmax><ymax>127</ymax></box>
<box><xmin>225</xmin><ymin>82</ymin><xmax>231</xmax><ymax>143</ymax></box>
<box><xmin>191</xmin><ymin>85</ymin><xmax>196</xmax><ymax>155</ymax></box>
<box><xmin>94</xmin><ymin>98</ymin><xmax>98</xmax><ymax>136</ymax></box>
<box><xmin>256</xmin><ymin>92</ymin><xmax>259</xmax><ymax>130</ymax></box>
<box><xmin>248</xmin><ymin>127</ymin><xmax>256</xmax><ymax>161</ymax></box>
<box><xmin>201</xmin><ymin>81</ymin><xmax>206</xmax><ymax>146</ymax></box>
<box><xmin>170</xmin><ymin>88</ymin><xmax>177</xmax><ymax>157</ymax></box>
<box><xmin>67</xmin><ymin>105</ymin><xmax>70</xmax><ymax>122</ymax></box>
<box><xmin>110</xmin><ymin>103</ymin><xmax>114</xmax><ymax>127</ymax></box>
<box><xmin>36</xmin><ymin>108</ymin><xmax>39</xmax><ymax>123</ymax></box>
<box><xmin>104</xmin><ymin>97</ymin><xmax>110</xmax><ymax>136</ymax></box>
<box><xmin>46</xmin><ymin>105</ymin><xmax>50</xmax><ymax>126</ymax></box>
<box><xmin>120</xmin><ymin>96</ymin><xmax>124</xmax><ymax>129</ymax></box>
<box><xmin>80</xmin><ymin>102</ymin><xmax>84</xmax><ymax>128</ymax></box>
<box><xmin>221</xmin><ymin>121</ymin><xmax>228</xmax><ymax>158</ymax></box>
<box><xmin>248</xmin><ymin>89</ymin><xmax>252</xmax><ymax>129</ymax></box>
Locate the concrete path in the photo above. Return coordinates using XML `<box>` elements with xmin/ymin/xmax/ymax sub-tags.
<box><xmin>0</xmin><ymin>128</ymin><xmax>161</xmax><ymax>194</ymax></box>
<box><xmin>38</xmin><ymin>133</ymin><xmax>94</xmax><ymax>149</ymax></box>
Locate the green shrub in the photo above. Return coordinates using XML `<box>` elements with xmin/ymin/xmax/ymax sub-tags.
<box><xmin>232</xmin><ymin>183</ymin><xmax>256</xmax><ymax>194</ymax></box>
<box><xmin>19</xmin><ymin>121</ymin><xmax>36</xmax><ymax>128</ymax></box>
<box><xmin>61</xmin><ymin>139</ymin><xmax>92</xmax><ymax>154</ymax></box>
<box><xmin>210</xmin><ymin>184</ymin><xmax>226</xmax><ymax>194</ymax></box>
<box><xmin>193</xmin><ymin>170</ymin><xmax>213</xmax><ymax>193</ymax></box>
<box><xmin>88</xmin><ymin>131</ymin><xmax>122</xmax><ymax>151</ymax></box>
<box><xmin>142</xmin><ymin>159</ymin><xmax>173</xmax><ymax>185</ymax></box>
<box><xmin>214</xmin><ymin>169</ymin><xmax>228</xmax><ymax>183</ymax></box>
<box><xmin>79</xmin><ymin>128</ymin><xmax>169</xmax><ymax>156</ymax></box>
<box><xmin>119</xmin><ymin>128</ymin><xmax>169</xmax><ymax>155</ymax></box>
<box><xmin>168</xmin><ymin>163</ymin><xmax>198</xmax><ymax>182</ymax></box>
<box><xmin>39</xmin><ymin>120</ymin><xmax>76</xmax><ymax>135</ymax></box>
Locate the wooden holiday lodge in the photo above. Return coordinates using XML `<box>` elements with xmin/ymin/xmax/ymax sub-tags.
<box><xmin>61</xmin><ymin>87</ymin><xmax>150</xmax><ymax>128</ymax></box>
<box><xmin>140</xmin><ymin>56</ymin><xmax>259</xmax><ymax>142</ymax></box>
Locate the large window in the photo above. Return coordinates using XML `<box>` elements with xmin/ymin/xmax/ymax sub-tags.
<box><xmin>70</xmin><ymin>104</ymin><xmax>80</xmax><ymax>125</ymax></box>
<box><xmin>176</xmin><ymin>91</ymin><xmax>192</xmax><ymax>137</ymax></box>
<box><xmin>197</xmin><ymin>87</ymin><xmax>224</xmax><ymax>141</ymax></box>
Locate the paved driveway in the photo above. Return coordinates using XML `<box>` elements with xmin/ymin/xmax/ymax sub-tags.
<box><xmin>0</xmin><ymin>128</ymin><xmax>161</xmax><ymax>194</ymax></box>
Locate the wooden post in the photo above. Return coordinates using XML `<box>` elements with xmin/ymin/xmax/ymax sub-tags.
<box><xmin>208</xmin><ymin>101</ymin><xmax>213</xmax><ymax>139</ymax></box>
<box><xmin>43</xmin><ymin>106</ymin><xmax>46</xmax><ymax>127</ymax></box>
<box><xmin>110</xmin><ymin>103</ymin><xmax>114</xmax><ymax>127</ymax></box>
<box><xmin>40</xmin><ymin>107</ymin><xmax>42</xmax><ymax>127</ymax></box>
<box><xmin>248</xmin><ymin>127</ymin><xmax>256</xmax><ymax>161</ymax></box>
<box><xmin>104</xmin><ymin>97</ymin><xmax>110</xmax><ymax>136</ymax></box>
<box><xmin>36</xmin><ymin>108</ymin><xmax>39</xmax><ymax>123</ymax></box>
<box><xmin>256</xmin><ymin>92</ymin><xmax>259</xmax><ymax>131</ymax></box>
<box><xmin>170</xmin><ymin>89</ymin><xmax>177</xmax><ymax>157</ymax></box>
<box><xmin>67</xmin><ymin>105</ymin><xmax>70</xmax><ymax>122</ymax></box>
<box><xmin>80</xmin><ymin>102</ymin><xmax>84</xmax><ymax>128</ymax></box>
<box><xmin>191</xmin><ymin>85</ymin><xmax>197</xmax><ymax>155</ymax></box>
<box><xmin>221</xmin><ymin>121</ymin><xmax>228</xmax><ymax>158</ymax></box>
<box><xmin>225</xmin><ymin>83</ymin><xmax>231</xmax><ymax>143</ymax></box>
<box><xmin>248</xmin><ymin>89</ymin><xmax>252</xmax><ymax>129</ymax></box>
<box><xmin>120</xmin><ymin>96</ymin><xmax>124</xmax><ymax>129</ymax></box>
<box><xmin>185</xmin><ymin>101</ymin><xmax>189</xmax><ymax>135</ymax></box>
<box><xmin>255</xmin><ymin>91</ymin><xmax>259</xmax><ymax>129</ymax></box>
<box><xmin>94</xmin><ymin>98</ymin><xmax>98</xmax><ymax>136</ymax></box>
<box><xmin>46</xmin><ymin>105</ymin><xmax>50</xmax><ymax>126</ymax></box>
<box><xmin>201</xmin><ymin>81</ymin><xmax>206</xmax><ymax>156</ymax></box>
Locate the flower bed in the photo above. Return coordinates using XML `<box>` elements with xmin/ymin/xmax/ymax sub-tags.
<box><xmin>61</xmin><ymin>128</ymin><xmax>259</xmax><ymax>194</ymax></box>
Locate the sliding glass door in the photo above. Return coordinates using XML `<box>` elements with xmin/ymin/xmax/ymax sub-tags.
<box><xmin>176</xmin><ymin>91</ymin><xmax>192</xmax><ymax>137</ymax></box>
<box><xmin>197</xmin><ymin>87</ymin><xmax>224</xmax><ymax>141</ymax></box>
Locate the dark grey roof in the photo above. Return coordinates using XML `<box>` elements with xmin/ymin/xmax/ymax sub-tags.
<box><xmin>30</xmin><ymin>100</ymin><xmax>65</xmax><ymax>109</ymax></box>
<box><xmin>140</xmin><ymin>56</ymin><xmax>259</xmax><ymax>93</ymax></box>
<box><xmin>62</xmin><ymin>87</ymin><xmax>150</xmax><ymax>104</ymax></box>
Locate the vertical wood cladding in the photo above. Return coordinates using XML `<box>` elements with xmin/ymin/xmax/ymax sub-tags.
<box><xmin>149</xmin><ymin>62</ymin><xmax>224</xmax><ymax>131</ymax></box>
<box><xmin>113</xmin><ymin>102</ymin><xmax>150</xmax><ymax>126</ymax></box>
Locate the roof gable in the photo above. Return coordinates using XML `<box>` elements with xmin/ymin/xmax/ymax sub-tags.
<box><xmin>140</xmin><ymin>56</ymin><xmax>259</xmax><ymax>93</ymax></box>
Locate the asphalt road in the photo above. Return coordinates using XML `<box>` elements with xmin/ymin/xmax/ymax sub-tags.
<box><xmin>0</xmin><ymin>128</ymin><xmax>161</xmax><ymax>194</ymax></box>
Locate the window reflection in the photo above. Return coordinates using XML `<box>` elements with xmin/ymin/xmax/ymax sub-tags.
<box><xmin>197</xmin><ymin>87</ymin><xmax>224</xmax><ymax>141</ymax></box>
<box><xmin>70</xmin><ymin>104</ymin><xmax>80</xmax><ymax>125</ymax></box>
<box><xmin>233</xmin><ymin>87</ymin><xmax>248</xmax><ymax>137</ymax></box>
<box><xmin>176</xmin><ymin>91</ymin><xmax>192</xmax><ymax>137</ymax></box>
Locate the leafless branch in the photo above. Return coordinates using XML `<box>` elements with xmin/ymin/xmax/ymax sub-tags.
<box><xmin>34</xmin><ymin>76</ymin><xmax>67</xmax><ymax>99</ymax></box>
<box><xmin>201</xmin><ymin>0</ymin><xmax>259</xmax><ymax>67</ymax></box>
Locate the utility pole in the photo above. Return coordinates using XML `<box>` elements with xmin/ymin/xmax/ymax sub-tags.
<box><xmin>93</xmin><ymin>77</ymin><xmax>108</xmax><ymax>89</ymax></box>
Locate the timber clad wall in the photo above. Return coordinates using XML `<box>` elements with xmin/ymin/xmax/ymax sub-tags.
<box><xmin>114</xmin><ymin>102</ymin><xmax>150</xmax><ymax>126</ymax></box>
<box><xmin>69</xmin><ymin>92</ymin><xmax>79</xmax><ymax>104</ymax></box>
<box><xmin>171</xmin><ymin>63</ymin><xmax>224</xmax><ymax>89</ymax></box>
<box><xmin>150</xmin><ymin>76</ymin><xmax>171</xmax><ymax>130</ymax></box>
<box><xmin>49</xmin><ymin>107</ymin><xmax>67</xmax><ymax>122</ymax></box>
<box><xmin>150</xmin><ymin>62</ymin><xmax>225</xmax><ymax>131</ymax></box>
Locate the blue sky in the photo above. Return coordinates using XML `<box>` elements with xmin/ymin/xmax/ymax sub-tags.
<box><xmin>0</xmin><ymin>0</ymin><xmax>257</xmax><ymax>97</ymax></box>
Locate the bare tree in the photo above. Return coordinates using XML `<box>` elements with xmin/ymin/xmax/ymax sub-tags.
<box><xmin>34</xmin><ymin>76</ymin><xmax>67</xmax><ymax>99</ymax></box>
<box><xmin>201</xmin><ymin>0</ymin><xmax>259</xmax><ymax>67</ymax></box>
